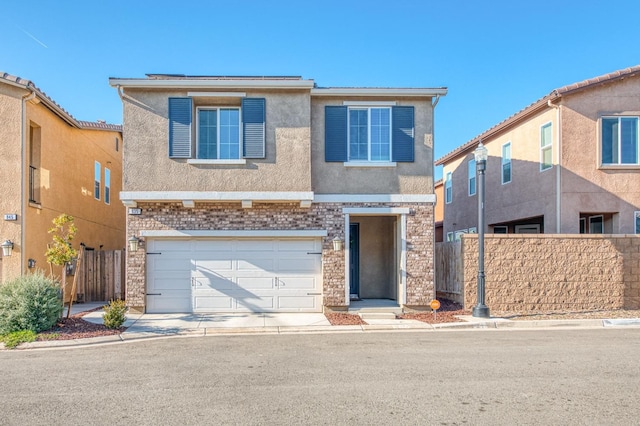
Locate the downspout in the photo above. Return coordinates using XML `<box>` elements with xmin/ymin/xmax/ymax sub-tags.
<box><xmin>22</xmin><ymin>89</ymin><xmax>37</xmax><ymax>274</ymax></box>
<box><xmin>431</xmin><ymin>94</ymin><xmax>441</xmax><ymax>300</ymax></box>
<box><xmin>548</xmin><ymin>99</ymin><xmax>561</xmax><ymax>233</ymax></box>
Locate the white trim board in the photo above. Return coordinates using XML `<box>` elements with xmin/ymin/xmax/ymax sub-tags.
<box><xmin>140</xmin><ymin>230</ymin><xmax>328</xmax><ymax>238</ymax></box>
<box><xmin>343</xmin><ymin>208</ymin><xmax>410</xmax><ymax>215</ymax></box>
<box><xmin>121</xmin><ymin>191</ymin><xmax>314</xmax><ymax>203</ymax></box>
<box><xmin>314</xmin><ymin>194</ymin><xmax>436</xmax><ymax>203</ymax></box>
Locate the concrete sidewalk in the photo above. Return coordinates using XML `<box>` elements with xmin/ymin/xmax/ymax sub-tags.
<box><xmin>9</xmin><ymin>303</ymin><xmax>640</xmax><ymax>350</ymax></box>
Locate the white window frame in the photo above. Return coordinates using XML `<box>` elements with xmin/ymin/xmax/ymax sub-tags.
<box><xmin>446</xmin><ymin>232</ymin><xmax>454</xmax><ymax>242</ymax></box>
<box><xmin>347</xmin><ymin>107</ymin><xmax>392</xmax><ymax>163</ymax></box>
<box><xmin>580</xmin><ymin>217</ymin><xmax>587</xmax><ymax>234</ymax></box>
<box><xmin>515</xmin><ymin>224</ymin><xmax>540</xmax><ymax>234</ymax></box>
<box><xmin>493</xmin><ymin>226</ymin><xmax>508</xmax><ymax>234</ymax></box>
<box><xmin>104</xmin><ymin>167</ymin><xmax>111</xmax><ymax>205</ymax></box>
<box><xmin>94</xmin><ymin>161</ymin><xmax>101</xmax><ymax>201</ymax></box>
<box><xmin>195</xmin><ymin>106</ymin><xmax>242</xmax><ymax>160</ymax></box>
<box><xmin>589</xmin><ymin>215</ymin><xmax>604</xmax><ymax>234</ymax></box>
<box><xmin>468</xmin><ymin>158</ymin><xmax>476</xmax><ymax>196</ymax></box>
<box><xmin>445</xmin><ymin>172</ymin><xmax>452</xmax><ymax>204</ymax></box>
<box><xmin>635</xmin><ymin>211</ymin><xmax>640</xmax><ymax>234</ymax></box>
<box><xmin>502</xmin><ymin>142</ymin><xmax>512</xmax><ymax>184</ymax></box>
<box><xmin>540</xmin><ymin>122</ymin><xmax>553</xmax><ymax>171</ymax></box>
<box><xmin>600</xmin><ymin>116</ymin><xmax>640</xmax><ymax>166</ymax></box>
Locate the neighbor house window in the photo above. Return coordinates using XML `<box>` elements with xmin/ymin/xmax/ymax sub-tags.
<box><xmin>94</xmin><ymin>161</ymin><xmax>101</xmax><ymax>200</ymax></box>
<box><xmin>635</xmin><ymin>211</ymin><xmax>640</xmax><ymax>234</ymax></box>
<box><xmin>502</xmin><ymin>142</ymin><xmax>511</xmax><ymax>184</ymax></box>
<box><xmin>540</xmin><ymin>122</ymin><xmax>553</xmax><ymax>171</ymax></box>
<box><xmin>589</xmin><ymin>215</ymin><xmax>604</xmax><ymax>234</ymax></box>
<box><xmin>104</xmin><ymin>168</ymin><xmax>111</xmax><ymax>205</ymax></box>
<box><xmin>445</xmin><ymin>172</ymin><xmax>452</xmax><ymax>204</ymax></box>
<box><xmin>197</xmin><ymin>108</ymin><xmax>241</xmax><ymax>159</ymax></box>
<box><xmin>446</xmin><ymin>232</ymin><xmax>454</xmax><ymax>242</ymax></box>
<box><xmin>468</xmin><ymin>227</ymin><xmax>477</xmax><ymax>233</ymax></box>
<box><xmin>348</xmin><ymin>107</ymin><xmax>391</xmax><ymax>162</ymax></box>
<box><xmin>468</xmin><ymin>159</ymin><xmax>476</xmax><ymax>196</ymax></box>
<box><xmin>601</xmin><ymin>116</ymin><xmax>639</xmax><ymax>165</ymax></box>
<box><xmin>493</xmin><ymin>226</ymin><xmax>508</xmax><ymax>234</ymax></box>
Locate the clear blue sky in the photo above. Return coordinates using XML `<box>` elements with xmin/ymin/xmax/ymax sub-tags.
<box><xmin>3</xmin><ymin>1</ymin><xmax>640</xmax><ymax>179</ymax></box>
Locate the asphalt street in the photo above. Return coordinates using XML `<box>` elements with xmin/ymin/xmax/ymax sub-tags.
<box><xmin>1</xmin><ymin>328</ymin><xmax>639</xmax><ymax>425</ymax></box>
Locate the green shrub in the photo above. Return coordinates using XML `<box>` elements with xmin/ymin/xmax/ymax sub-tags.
<box><xmin>0</xmin><ymin>272</ymin><xmax>63</xmax><ymax>334</ymax></box>
<box><xmin>1</xmin><ymin>330</ymin><xmax>36</xmax><ymax>349</ymax></box>
<box><xmin>103</xmin><ymin>299</ymin><xmax>127</xmax><ymax>329</ymax></box>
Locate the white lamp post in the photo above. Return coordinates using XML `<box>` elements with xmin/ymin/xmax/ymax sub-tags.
<box><xmin>472</xmin><ymin>143</ymin><xmax>490</xmax><ymax>318</ymax></box>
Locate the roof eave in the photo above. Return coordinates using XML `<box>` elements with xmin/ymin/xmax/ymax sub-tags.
<box><xmin>311</xmin><ymin>87</ymin><xmax>448</xmax><ymax>97</ymax></box>
<box><xmin>109</xmin><ymin>78</ymin><xmax>316</xmax><ymax>89</ymax></box>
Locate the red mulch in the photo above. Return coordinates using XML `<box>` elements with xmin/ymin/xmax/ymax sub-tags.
<box><xmin>37</xmin><ymin>309</ymin><xmax>126</xmax><ymax>341</ymax></box>
<box><xmin>398</xmin><ymin>299</ymin><xmax>470</xmax><ymax>324</ymax></box>
<box><xmin>325</xmin><ymin>312</ymin><xmax>368</xmax><ymax>326</ymax></box>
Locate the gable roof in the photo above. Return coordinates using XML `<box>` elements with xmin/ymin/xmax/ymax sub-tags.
<box><xmin>435</xmin><ymin>64</ymin><xmax>640</xmax><ymax>165</ymax></box>
<box><xmin>0</xmin><ymin>72</ymin><xmax>122</xmax><ymax>132</ymax></box>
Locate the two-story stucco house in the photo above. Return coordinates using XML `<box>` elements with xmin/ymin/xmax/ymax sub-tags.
<box><xmin>0</xmin><ymin>72</ymin><xmax>125</xmax><ymax>283</ymax></box>
<box><xmin>109</xmin><ymin>74</ymin><xmax>446</xmax><ymax>313</ymax></box>
<box><xmin>436</xmin><ymin>65</ymin><xmax>640</xmax><ymax>239</ymax></box>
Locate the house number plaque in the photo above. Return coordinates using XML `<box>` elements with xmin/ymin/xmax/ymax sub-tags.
<box><xmin>3</xmin><ymin>214</ymin><xmax>17</xmax><ymax>221</ymax></box>
<box><xmin>128</xmin><ymin>208</ymin><xmax>142</xmax><ymax>215</ymax></box>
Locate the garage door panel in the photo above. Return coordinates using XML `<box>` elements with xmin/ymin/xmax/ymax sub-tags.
<box><xmin>278</xmin><ymin>296</ymin><xmax>317</xmax><ymax>309</ymax></box>
<box><xmin>147</xmin><ymin>294</ymin><xmax>191</xmax><ymax>313</ymax></box>
<box><xmin>193</xmin><ymin>240</ymin><xmax>232</xmax><ymax>251</ymax></box>
<box><xmin>152</xmin><ymin>258</ymin><xmax>193</xmax><ymax>272</ymax></box>
<box><xmin>236</xmin><ymin>277</ymin><xmax>274</xmax><ymax>290</ymax></box>
<box><xmin>193</xmin><ymin>296</ymin><xmax>233</xmax><ymax>310</ymax></box>
<box><xmin>277</xmin><ymin>257</ymin><xmax>318</xmax><ymax>272</ymax></box>
<box><xmin>195</xmin><ymin>275</ymin><xmax>235</xmax><ymax>290</ymax></box>
<box><xmin>277</xmin><ymin>239</ymin><xmax>319</xmax><ymax>251</ymax></box>
<box><xmin>237</xmin><ymin>257</ymin><xmax>275</xmax><ymax>271</ymax></box>
<box><xmin>277</xmin><ymin>276</ymin><xmax>316</xmax><ymax>290</ymax></box>
<box><xmin>236</xmin><ymin>240</ymin><xmax>275</xmax><ymax>251</ymax></box>
<box><xmin>236</xmin><ymin>296</ymin><xmax>275</xmax><ymax>310</ymax></box>
<box><xmin>153</xmin><ymin>240</ymin><xmax>191</xmax><ymax>251</ymax></box>
<box><xmin>195</xmin><ymin>259</ymin><xmax>234</xmax><ymax>271</ymax></box>
<box><xmin>151</xmin><ymin>277</ymin><xmax>190</xmax><ymax>291</ymax></box>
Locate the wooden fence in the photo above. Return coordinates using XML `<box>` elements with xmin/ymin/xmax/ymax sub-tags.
<box><xmin>74</xmin><ymin>249</ymin><xmax>125</xmax><ymax>302</ymax></box>
<box><xmin>435</xmin><ymin>242</ymin><xmax>463</xmax><ymax>304</ymax></box>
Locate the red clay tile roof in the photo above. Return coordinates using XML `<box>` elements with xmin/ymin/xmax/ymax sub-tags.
<box><xmin>0</xmin><ymin>72</ymin><xmax>122</xmax><ymax>132</ymax></box>
<box><xmin>435</xmin><ymin>64</ymin><xmax>640</xmax><ymax>166</ymax></box>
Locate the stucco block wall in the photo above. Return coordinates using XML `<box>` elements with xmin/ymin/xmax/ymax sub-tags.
<box><xmin>310</xmin><ymin>97</ymin><xmax>434</xmax><ymax>195</ymax></box>
<box><xmin>460</xmin><ymin>234</ymin><xmax>640</xmax><ymax>311</ymax></box>
<box><xmin>121</xmin><ymin>89</ymin><xmax>312</xmax><ymax>192</ymax></box>
<box><xmin>125</xmin><ymin>202</ymin><xmax>434</xmax><ymax>311</ymax></box>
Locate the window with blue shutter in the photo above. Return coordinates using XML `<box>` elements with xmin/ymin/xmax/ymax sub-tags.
<box><xmin>242</xmin><ymin>98</ymin><xmax>266</xmax><ymax>158</ymax></box>
<box><xmin>169</xmin><ymin>97</ymin><xmax>193</xmax><ymax>158</ymax></box>
<box><xmin>325</xmin><ymin>106</ymin><xmax>348</xmax><ymax>162</ymax></box>
<box><xmin>392</xmin><ymin>106</ymin><xmax>414</xmax><ymax>162</ymax></box>
<box><xmin>324</xmin><ymin>105</ymin><xmax>415</xmax><ymax>163</ymax></box>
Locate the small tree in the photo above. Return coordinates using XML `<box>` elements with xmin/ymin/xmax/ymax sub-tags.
<box><xmin>45</xmin><ymin>214</ymin><xmax>78</xmax><ymax>305</ymax></box>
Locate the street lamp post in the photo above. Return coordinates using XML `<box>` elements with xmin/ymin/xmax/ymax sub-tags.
<box><xmin>472</xmin><ymin>143</ymin><xmax>490</xmax><ymax>318</ymax></box>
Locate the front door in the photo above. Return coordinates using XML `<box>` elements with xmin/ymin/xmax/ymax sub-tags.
<box><xmin>349</xmin><ymin>223</ymin><xmax>360</xmax><ymax>299</ymax></box>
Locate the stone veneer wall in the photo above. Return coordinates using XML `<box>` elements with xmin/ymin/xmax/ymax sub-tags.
<box><xmin>461</xmin><ymin>234</ymin><xmax>640</xmax><ymax>311</ymax></box>
<box><xmin>126</xmin><ymin>202</ymin><xmax>434</xmax><ymax>312</ymax></box>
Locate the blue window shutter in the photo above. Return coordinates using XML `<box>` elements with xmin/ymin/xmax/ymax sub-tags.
<box><xmin>325</xmin><ymin>106</ymin><xmax>348</xmax><ymax>162</ymax></box>
<box><xmin>168</xmin><ymin>97</ymin><xmax>192</xmax><ymax>158</ymax></box>
<box><xmin>392</xmin><ymin>106</ymin><xmax>415</xmax><ymax>162</ymax></box>
<box><xmin>242</xmin><ymin>98</ymin><xmax>266</xmax><ymax>158</ymax></box>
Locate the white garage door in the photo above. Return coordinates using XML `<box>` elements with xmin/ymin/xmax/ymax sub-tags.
<box><xmin>146</xmin><ymin>238</ymin><xmax>323</xmax><ymax>313</ymax></box>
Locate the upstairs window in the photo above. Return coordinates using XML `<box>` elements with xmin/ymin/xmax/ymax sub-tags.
<box><xmin>540</xmin><ymin>122</ymin><xmax>553</xmax><ymax>171</ymax></box>
<box><xmin>349</xmin><ymin>108</ymin><xmax>391</xmax><ymax>161</ymax></box>
<box><xmin>94</xmin><ymin>161</ymin><xmax>101</xmax><ymax>200</ymax></box>
<box><xmin>325</xmin><ymin>105</ymin><xmax>414</xmax><ymax>163</ymax></box>
<box><xmin>445</xmin><ymin>172</ymin><xmax>452</xmax><ymax>204</ymax></box>
<box><xmin>502</xmin><ymin>142</ymin><xmax>512</xmax><ymax>184</ymax></box>
<box><xmin>468</xmin><ymin>159</ymin><xmax>476</xmax><ymax>196</ymax></box>
<box><xmin>197</xmin><ymin>108</ymin><xmax>241</xmax><ymax>159</ymax></box>
<box><xmin>601</xmin><ymin>116</ymin><xmax>639</xmax><ymax>165</ymax></box>
<box><xmin>169</xmin><ymin>97</ymin><xmax>265</xmax><ymax>160</ymax></box>
<box><xmin>635</xmin><ymin>211</ymin><xmax>640</xmax><ymax>234</ymax></box>
<box><xmin>105</xmin><ymin>168</ymin><xmax>111</xmax><ymax>205</ymax></box>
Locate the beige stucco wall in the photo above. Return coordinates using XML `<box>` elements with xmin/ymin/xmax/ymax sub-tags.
<box><xmin>121</xmin><ymin>89</ymin><xmax>311</xmax><ymax>192</ymax></box>
<box><xmin>558</xmin><ymin>77</ymin><xmax>640</xmax><ymax>233</ymax></box>
<box><xmin>0</xmin><ymin>84</ymin><xmax>25</xmax><ymax>281</ymax></box>
<box><xmin>443</xmin><ymin>108</ymin><xmax>558</xmax><ymax>236</ymax></box>
<box><xmin>310</xmin><ymin>97</ymin><xmax>434</xmax><ymax>194</ymax></box>
<box><xmin>460</xmin><ymin>234</ymin><xmax>639</xmax><ymax>311</ymax></box>
<box><xmin>23</xmin><ymin>100</ymin><xmax>125</xmax><ymax>278</ymax></box>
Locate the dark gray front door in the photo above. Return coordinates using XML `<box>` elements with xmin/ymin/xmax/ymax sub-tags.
<box><xmin>349</xmin><ymin>223</ymin><xmax>360</xmax><ymax>298</ymax></box>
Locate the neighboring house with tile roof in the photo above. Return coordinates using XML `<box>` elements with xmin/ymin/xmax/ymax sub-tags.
<box><xmin>110</xmin><ymin>74</ymin><xmax>446</xmax><ymax>314</ymax></box>
<box><xmin>0</xmin><ymin>72</ymin><xmax>125</xmax><ymax>283</ymax></box>
<box><xmin>435</xmin><ymin>65</ymin><xmax>640</xmax><ymax>239</ymax></box>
